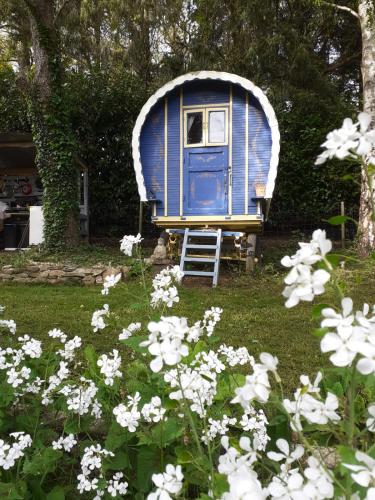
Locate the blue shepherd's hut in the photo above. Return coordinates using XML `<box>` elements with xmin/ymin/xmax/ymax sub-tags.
<box><xmin>132</xmin><ymin>71</ymin><xmax>280</xmax><ymax>234</ymax></box>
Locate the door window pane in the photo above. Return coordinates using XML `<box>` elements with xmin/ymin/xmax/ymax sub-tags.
<box><xmin>187</xmin><ymin>112</ymin><xmax>203</xmax><ymax>144</ymax></box>
<box><xmin>208</xmin><ymin>110</ymin><xmax>225</xmax><ymax>143</ymax></box>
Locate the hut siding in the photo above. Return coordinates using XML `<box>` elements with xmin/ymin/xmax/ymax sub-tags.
<box><xmin>140</xmin><ymin>82</ymin><xmax>272</xmax><ymax>220</ymax></box>
<box><xmin>248</xmin><ymin>96</ymin><xmax>272</xmax><ymax>212</ymax></box>
<box><xmin>232</xmin><ymin>86</ymin><xmax>246</xmax><ymax>215</ymax></box>
<box><xmin>167</xmin><ymin>90</ymin><xmax>180</xmax><ymax>216</ymax></box>
<box><xmin>183</xmin><ymin>80</ymin><xmax>229</xmax><ymax>106</ymax></box>
<box><xmin>140</xmin><ymin>100</ymin><xmax>165</xmax><ymax>216</ymax></box>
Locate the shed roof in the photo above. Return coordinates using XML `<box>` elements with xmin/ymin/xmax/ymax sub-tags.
<box><xmin>132</xmin><ymin>71</ymin><xmax>280</xmax><ymax>202</ymax></box>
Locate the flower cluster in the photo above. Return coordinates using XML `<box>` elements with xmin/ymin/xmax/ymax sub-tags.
<box><xmin>202</xmin><ymin>307</ymin><xmax>223</xmax><ymax>336</ymax></box>
<box><xmin>201</xmin><ymin>415</ymin><xmax>237</xmax><ymax>444</ymax></box>
<box><xmin>120</xmin><ymin>233</ymin><xmax>143</xmax><ymax>256</ymax></box>
<box><xmin>113</xmin><ymin>392</ymin><xmax>141</xmax><ymax>432</ymax></box>
<box><xmin>231</xmin><ymin>352</ymin><xmax>278</xmax><ymax>408</ymax></box>
<box><xmin>320</xmin><ymin>297</ymin><xmax>375</xmax><ymax>374</ymax></box>
<box><xmin>315</xmin><ymin>112</ymin><xmax>375</xmax><ymax>164</ymax></box>
<box><xmin>283</xmin><ymin>373</ymin><xmax>340</xmax><ymax>431</ymax></box>
<box><xmin>77</xmin><ymin>444</ymin><xmax>114</xmax><ymax>495</ymax></box>
<box><xmin>119</xmin><ymin>321</ymin><xmax>141</xmax><ymax>340</ymax></box>
<box><xmin>148</xmin><ymin>464</ymin><xmax>184</xmax><ymax>500</ymax></box>
<box><xmin>91</xmin><ymin>304</ymin><xmax>110</xmax><ymax>332</ymax></box>
<box><xmin>59</xmin><ymin>377</ymin><xmax>102</xmax><ymax>419</ymax></box>
<box><xmin>141</xmin><ymin>316</ymin><xmax>190</xmax><ymax>372</ymax></box>
<box><xmin>0</xmin><ymin>432</ymin><xmax>32</xmax><ymax>470</ymax></box>
<box><xmin>150</xmin><ymin>266</ymin><xmax>184</xmax><ymax>308</ymax></box>
<box><xmin>141</xmin><ymin>396</ymin><xmax>166</xmax><ymax>423</ymax></box>
<box><xmin>281</xmin><ymin>229</ymin><xmax>332</xmax><ymax>308</ymax></box>
<box><xmin>97</xmin><ymin>349</ymin><xmax>122</xmax><ymax>386</ymax></box>
<box><xmin>0</xmin><ymin>318</ymin><xmax>16</xmax><ymax>335</ymax></box>
<box><xmin>52</xmin><ymin>434</ymin><xmax>77</xmax><ymax>452</ymax></box>
<box><xmin>101</xmin><ymin>273</ymin><xmax>121</xmax><ymax>296</ymax></box>
<box><xmin>240</xmin><ymin>406</ymin><xmax>270</xmax><ymax>451</ymax></box>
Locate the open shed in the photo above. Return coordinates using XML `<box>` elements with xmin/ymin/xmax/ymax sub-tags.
<box><xmin>132</xmin><ymin>71</ymin><xmax>280</xmax><ymax>233</ymax></box>
<box><xmin>0</xmin><ymin>133</ymin><xmax>89</xmax><ymax>249</ymax></box>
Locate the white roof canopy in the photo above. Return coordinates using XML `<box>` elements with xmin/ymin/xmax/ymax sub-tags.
<box><xmin>132</xmin><ymin>71</ymin><xmax>280</xmax><ymax>201</ymax></box>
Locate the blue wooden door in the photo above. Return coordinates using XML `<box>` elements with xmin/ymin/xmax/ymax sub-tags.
<box><xmin>183</xmin><ymin>147</ymin><xmax>228</xmax><ymax>215</ymax></box>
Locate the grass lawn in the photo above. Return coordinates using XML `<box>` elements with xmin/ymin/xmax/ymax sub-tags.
<box><xmin>1</xmin><ymin>258</ymin><xmax>374</xmax><ymax>393</ymax></box>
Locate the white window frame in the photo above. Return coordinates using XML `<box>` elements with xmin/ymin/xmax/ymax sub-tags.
<box><xmin>184</xmin><ymin>106</ymin><xmax>228</xmax><ymax>147</ymax></box>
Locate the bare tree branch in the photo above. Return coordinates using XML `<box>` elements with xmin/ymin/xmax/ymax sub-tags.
<box><xmin>320</xmin><ymin>1</ymin><xmax>359</xmax><ymax>19</ymax></box>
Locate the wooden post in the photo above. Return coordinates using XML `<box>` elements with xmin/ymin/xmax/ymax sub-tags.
<box><xmin>245</xmin><ymin>234</ymin><xmax>257</xmax><ymax>273</ymax></box>
<box><xmin>138</xmin><ymin>201</ymin><xmax>143</xmax><ymax>235</ymax></box>
<box><xmin>340</xmin><ymin>201</ymin><xmax>345</xmax><ymax>249</ymax></box>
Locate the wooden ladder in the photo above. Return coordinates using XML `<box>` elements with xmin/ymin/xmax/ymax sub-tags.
<box><xmin>180</xmin><ymin>228</ymin><xmax>222</xmax><ymax>287</ymax></box>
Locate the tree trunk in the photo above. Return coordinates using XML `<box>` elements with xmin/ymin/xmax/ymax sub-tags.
<box><xmin>358</xmin><ymin>0</ymin><xmax>375</xmax><ymax>257</ymax></box>
<box><xmin>25</xmin><ymin>0</ymin><xmax>80</xmax><ymax>250</ymax></box>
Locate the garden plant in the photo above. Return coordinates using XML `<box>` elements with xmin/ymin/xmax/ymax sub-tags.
<box><xmin>0</xmin><ymin>113</ymin><xmax>374</xmax><ymax>499</ymax></box>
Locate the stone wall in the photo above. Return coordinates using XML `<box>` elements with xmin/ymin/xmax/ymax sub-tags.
<box><xmin>0</xmin><ymin>263</ymin><xmax>129</xmax><ymax>285</ymax></box>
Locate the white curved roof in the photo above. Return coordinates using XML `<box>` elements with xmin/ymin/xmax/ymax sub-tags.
<box><xmin>132</xmin><ymin>71</ymin><xmax>280</xmax><ymax>201</ymax></box>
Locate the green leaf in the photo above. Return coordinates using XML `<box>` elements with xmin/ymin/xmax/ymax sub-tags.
<box><xmin>46</xmin><ymin>486</ymin><xmax>65</xmax><ymax>500</ymax></box>
<box><xmin>325</xmin><ymin>215</ymin><xmax>350</xmax><ymax>225</ymax></box>
<box><xmin>312</xmin><ymin>327</ymin><xmax>329</xmax><ymax>338</ymax></box>
<box><xmin>175</xmin><ymin>446</ymin><xmax>194</xmax><ymax>464</ymax></box>
<box><xmin>106</xmin><ymin>450</ymin><xmax>130</xmax><ymax>471</ymax></box>
<box><xmin>121</xmin><ymin>335</ymin><xmax>148</xmax><ymax>353</ymax></box>
<box><xmin>105</xmin><ymin>422</ymin><xmax>129</xmax><ymax>451</ymax></box>
<box><xmin>23</xmin><ymin>448</ymin><xmax>63</xmax><ymax>476</ymax></box>
<box><xmin>136</xmin><ymin>446</ymin><xmax>159</xmax><ymax>492</ymax></box>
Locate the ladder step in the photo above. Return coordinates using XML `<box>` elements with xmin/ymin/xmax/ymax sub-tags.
<box><xmin>186</xmin><ymin>244</ymin><xmax>217</xmax><ymax>249</ymax></box>
<box><xmin>186</xmin><ymin>231</ymin><xmax>218</xmax><ymax>237</ymax></box>
<box><xmin>183</xmin><ymin>270</ymin><xmax>215</xmax><ymax>277</ymax></box>
<box><xmin>184</xmin><ymin>257</ymin><xmax>216</xmax><ymax>263</ymax></box>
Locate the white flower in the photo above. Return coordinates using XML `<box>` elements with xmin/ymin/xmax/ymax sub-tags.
<box><xmin>150</xmin><ymin>267</ymin><xmax>184</xmax><ymax>309</ymax></box>
<box><xmin>48</xmin><ymin>328</ymin><xmax>67</xmax><ymax>343</ymax></box>
<box><xmin>344</xmin><ymin>451</ymin><xmax>375</xmax><ymax>488</ymax></box>
<box><xmin>6</xmin><ymin>365</ymin><xmax>31</xmax><ymax>388</ymax></box>
<box><xmin>147</xmin><ymin>464</ymin><xmax>183</xmax><ymax>500</ymax></box>
<box><xmin>267</xmin><ymin>438</ymin><xmax>304</xmax><ymax>464</ymax></box>
<box><xmin>321</xmin><ymin>297</ymin><xmax>354</xmax><ymax>329</ymax></box>
<box><xmin>0</xmin><ymin>432</ymin><xmax>32</xmax><ymax>470</ymax></box>
<box><xmin>303</xmin><ymin>456</ymin><xmax>334</xmax><ymax>499</ymax></box>
<box><xmin>315</xmin><ymin>112</ymin><xmax>375</xmax><ymax>164</ymax></box>
<box><xmin>141</xmin><ymin>397</ymin><xmax>166</xmax><ymax>423</ymax></box>
<box><xmin>60</xmin><ymin>377</ymin><xmax>102</xmax><ymax>419</ymax></box>
<box><xmin>57</xmin><ymin>335</ymin><xmax>82</xmax><ymax>361</ymax></box>
<box><xmin>120</xmin><ymin>233</ymin><xmax>143</xmax><ymax>256</ymax></box>
<box><xmin>231</xmin><ymin>357</ymin><xmax>274</xmax><ymax>408</ymax></box>
<box><xmin>320</xmin><ymin>324</ymin><xmax>367</xmax><ymax>367</ymax></box>
<box><xmin>97</xmin><ymin>349</ymin><xmax>122</xmax><ymax>386</ymax></box>
<box><xmin>218</xmin><ymin>436</ymin><xmax>257</xmax><ymax>477</ymax></box>
<box><xmin>202</xmin><ymin>307</ymin><xmax>223</xmax><ymax>336</ymax></box>
<box><xmin>119</xmin><ymin>322</ymin><xmax>141</xmax><ymax>340</ymax></box>
<box><xmin>219</xmin><ymin>344</ymin><xmax>252</xmax><ymax>366</ymax></box>
<box><xmin>107</xmin><ymin>472</ymin><xmax>128</xmax><ymax>497</ymax></box>
<box><xmin>101</xmin><ymin>273</ymin><xmax>122</xmax><ymax>296</ymax></box>
<box><xmin>221</xmin><ymin>468</ymin><xmax>267</xmax><ymax>500</ymax></box>
<box><xmin>268</xmin><ymin>471</ymin><xmax>305</xmax><ymax>499</ymax></box>
<box><xmin>366</xmin><ymin>404</ymin><xmax>375</xmax><ymax>432</ymax></box>
<box><xmin>201</xmin><ymin>415</ymin><xmax>237</xmax><ymax>444</ymax></box>
<box><xmin>283</xmin><ymin>376</ymin><xmax>340</xmax><ymax>431</ymax></box>
<box><xmin>113</xmin><ymin>402</ymin><xmax>141</xmax><ymax>432</ymax></box>
<box><xmin>52</xmin><ymin>434</ymin><xmax>77</xmax><ymax>452</ymax></box>
<box><xmin>0</xmin><ymin>319</ymin><xmax>16</xmax><ymax>335</ymax></box>
<box><xmin>77</xmin><ymin>444</ymin><xmax>114</xmax><ymax>494</ymax></box>
<box><xmin>141</xmin><ymin>317</ymin><xmax>190</xmax><ymax>373</ymax></box>
<box><xmin>283</xmin><ymin>266</ymin><xmax>330</xmax><ymax>308</ymax></box>
<box><xmin>281</xmin><ymin>230</ymin><xmax>332</xmax><ymax>308</ymax></box>
<box><xmin>91</xmin><ymin>304</ymin><xmax>110</xmax><ymax>333</ymax></box>
<box><xmin>18</xmin><ymin>335</ymin><xmax>42</xmax><ymax>359</ymax></box>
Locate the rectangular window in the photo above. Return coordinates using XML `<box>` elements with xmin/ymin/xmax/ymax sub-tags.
<box><xmin>184</xmin><ymin>107</ymin><xmax>228</xmax><ymax>147</ymax></box>
<box><xmin>208</xmin><ymin>110</ymin><xmax>226</xmax><ymax>144</ymax></box>
<box><xmin>186</xmin><ymin>111</ymin><xmax>204</xmax><ymax>146</ymax></box>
